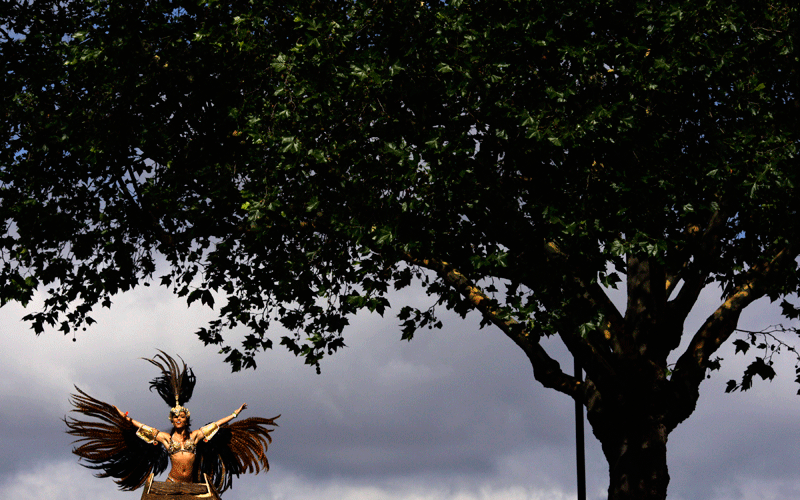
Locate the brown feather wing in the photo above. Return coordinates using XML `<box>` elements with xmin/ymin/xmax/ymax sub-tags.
<box><xmin>64</xmin><ymin>387</ymin><xmax>168</xmax><ymax>491</ymax></box>
<box><xmin>196</xmin><ymin>415</ymin><xmax>280</xmax><ymax>493</ymax></box>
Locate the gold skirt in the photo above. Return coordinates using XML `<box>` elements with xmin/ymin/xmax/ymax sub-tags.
<box><xmin>140</xmin><ymin>473</ymin><xmax>221</xmax><ymax>500</ymax></box>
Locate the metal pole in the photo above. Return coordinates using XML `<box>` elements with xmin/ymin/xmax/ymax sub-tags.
<box><xmin>574</xmin><ymin>357</ymin><xmax>586</xmax><ymax>500</ymax></box>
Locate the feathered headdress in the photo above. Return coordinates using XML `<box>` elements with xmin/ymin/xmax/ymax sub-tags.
<box><xmin>143</xmin><ymin>350</ymin><xmax>196</xmax><ymax>418</ymax></box>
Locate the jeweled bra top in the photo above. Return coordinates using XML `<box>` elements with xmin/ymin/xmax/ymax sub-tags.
<box><xmin>167</xmin><ymin>437</ymin><xmax>197</xmax><ymax>455</ymax></box>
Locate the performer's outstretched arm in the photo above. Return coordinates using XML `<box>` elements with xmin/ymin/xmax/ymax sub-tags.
<box><xmin>113</xmin><ymin>405</ymin><xmax>168</xmax><ymax>445</ymax></box>
<box><xmin>113</xmin><ymin>405</ymin><xmax>145</xmax><ymax>428</ymax></box>
<box><xmin>193</xmin><ymin>403</ymin><xmax>247</xmax><ymax>442</ymax></box>
<box><xmin>217</xmin><ymin>403</ymin><xmax>247</xmax><ymax>426</ymax></box>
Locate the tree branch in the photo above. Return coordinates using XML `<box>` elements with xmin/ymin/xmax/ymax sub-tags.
<box><xmin>668</xmin><ymin>245</ymin><xmax>795</xmax><ymax>428</ymax></box>
<box><xmin>543</xmin><ymin>241</ymin><xmax>628</xmax><ymax>357</ymax></box>
<box><xmin>404</xmin><ymin>254</ymin><xmax>583</xmax><ymax>398</ymax></box>
<box><xmin>667</xmin><ymin>207</ymin><xmax>728</xmax><ymax>298</ymax></box>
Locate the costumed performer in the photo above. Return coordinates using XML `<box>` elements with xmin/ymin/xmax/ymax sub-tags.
<box><xmin>65</xmin><ymin>351</ymin><xmax>279</xmax><ymax>496</ymax></box>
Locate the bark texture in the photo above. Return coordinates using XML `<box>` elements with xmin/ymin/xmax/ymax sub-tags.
<box><xmin>596</xmin><ymin>415</ymin><xmax>670</xmax><ymax>500</ymax></box>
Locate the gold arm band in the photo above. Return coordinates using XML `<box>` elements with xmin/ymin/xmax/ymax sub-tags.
<box><xmin>201</xmin><ymin>422</ymin><xmax>219</xmax><ymax>442</ymax></box>
<box><xmin>136</xmin><ymin>424</ymin><xmax>159</xmax><ymax>444</ymax></box>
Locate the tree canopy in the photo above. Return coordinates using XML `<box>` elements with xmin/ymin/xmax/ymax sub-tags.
<box><xmin>2</xmin><ymin>1</ymin><xmax>799</xmax><ymax>498</ymax></box>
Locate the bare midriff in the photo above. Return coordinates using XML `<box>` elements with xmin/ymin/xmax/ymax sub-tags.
<box><xmin>168</xmin><ymin>452</ymin><xmax>195</xmax><ymax>482</ymax></box>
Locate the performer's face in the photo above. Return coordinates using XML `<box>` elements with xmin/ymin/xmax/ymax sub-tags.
<box><xmin>172</xmin><ymin>411</ymin><xmax>187</xmax><ymax>428</ymax></box>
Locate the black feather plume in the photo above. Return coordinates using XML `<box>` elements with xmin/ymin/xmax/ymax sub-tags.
<box><xmin>143</xmin><ymin>350</ymin><xmax>196</xmax><ymax>407</ymax></box>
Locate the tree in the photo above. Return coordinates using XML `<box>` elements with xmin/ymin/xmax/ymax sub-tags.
<box><xmin>2</xmin><ymin>1</ymin><xmax>799</xmax><ymax>498</ymax></box>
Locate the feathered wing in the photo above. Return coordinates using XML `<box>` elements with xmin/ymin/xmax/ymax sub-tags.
<box><xmin>196</xmin><ymin>415</ymin><xmax>280</xmax><ymax>493</ymax></box>
<box><xmin>64</xmin><ymin>387</ymin><xmax>168</xmax><ymax>491</ymax></box>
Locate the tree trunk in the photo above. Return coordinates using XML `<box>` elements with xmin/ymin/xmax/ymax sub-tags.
<box><xmin>594</xmin><ymin>415</ymin><xmax>670</xmax><ymax>500</ymax></box>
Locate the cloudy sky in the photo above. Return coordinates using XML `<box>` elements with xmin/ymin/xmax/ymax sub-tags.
<box><xmin>1</xmin><ymin>274</ymin><xmax>799</xmax><ymax>500</ymax></box>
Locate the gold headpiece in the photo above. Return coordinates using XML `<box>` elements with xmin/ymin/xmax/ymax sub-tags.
<box><xmin>170</xmin><ymin>405</ymin><xmax>191</xmax><ymax>418</ymax></box>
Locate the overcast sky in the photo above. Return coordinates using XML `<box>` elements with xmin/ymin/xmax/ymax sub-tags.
<box><xmin>1</xmin><ymin>275</ymin><xmax>799</xmax><ymax>500</ymax></box>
